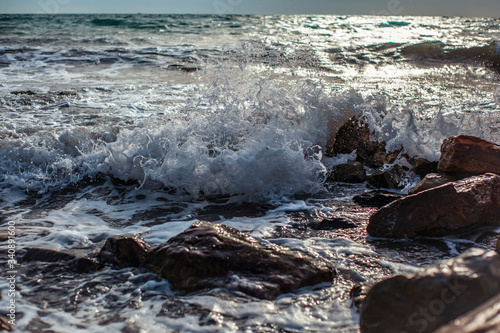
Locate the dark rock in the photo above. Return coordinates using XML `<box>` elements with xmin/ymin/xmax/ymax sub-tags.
<box><xmin>328</xmin><ymin>116</ymin><xmax>399</xmax><ymax>167</ymax></box>
<box><xmin>167</xmin><ymin>64</ymin><xmax>199</xmax><ymax>72</ymax></box>
<box><xmin>98</xmin><ymin>235</ymin><xmax>151</xmax><ymax>268</ymax></box>
<box><xmin>437</xmin><ymin>135</ymin><xmax>500</xmax><ymax>176</ymax></box>
<box><xmin>350</xmin><ymin>283</ymin><xmax>371</xmax><ymax>312</ymax></box>
<box><xmin>353</xmin><ymin>190</ymin><xmax>404</xmax><ymax>208</ymax></box>
<box><xmin>326</xmin><ymin>162</ymin><xmax>366</xmax><ymax>183</ymax></box>
<box><xmin>413</xmin><ymin>158</ymin><xmax>438</xmax><ymax>177</ymax></box>
<box><xmin>433</xmin><ymin>292</ymin><xmax>500</xmax><ymax>333</ymax></box>
<box><xmin>23</xmin><ymin>248</ymin><xmax>78</xmax><ymax>262</ymax></box>
<box><xmin>360</xmin><ymin>248</ymin><xmax>500</xmax><ymax>333</ymax></box>
<box><xmin>312</xmin><ymin>217</ymin><xmax>357</xmax><ymax>230</ymax></box>
<box><xmin>368</xmin><ymin>173</ymin><xmax>500</xmax><ymax>238</ymax></box>
<box><xmin>21</xmin><ymin>248</ymin><xmax>99</xmax><ymax>273</ymax></box>
<box><xmin>146</xmin><ymin>221</ymin><xmax>336</xmax><ymax>299</ymax></box>
<box><xmin>366</xmin><ymin>165</ymin><xmax>404</xmax><ymax>189</ymax></box>
<box><xmin>195</xmin><ymin>202</ymin><xmax>275</xmax><ymax>222</ymax></box>
<box><xmin>408</xmin><ymin>173</ymin><xmax>457</xmax><ymax>195</ymax></box>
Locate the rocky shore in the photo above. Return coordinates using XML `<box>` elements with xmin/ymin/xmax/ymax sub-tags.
<box><xmin>8</xmin><ymin>117</ymin><xmax>500</xmax><ymax>332</ymax></box>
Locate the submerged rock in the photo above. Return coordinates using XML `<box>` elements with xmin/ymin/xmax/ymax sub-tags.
<box><xmin>326</xmin><ymin>161</ymin><xmax>366</xmax><ymax>183</ymax></box>
<box><xmin>146</xmin><ymin>221</ymin><xmax>336</xmax><ymax>299</ymax></box>
<box><xmin>97</xmin><ymin>235</ymin><xmax>151</xmax><ymax>268</ymax></box>
<box><xmin>408</xmin><ymin>173</ymin><xmax>456</xmax><ymax>195</ymax></box>
<box><xmin>360</xmin><ymin>248</ymin><xmax>500</xmax><ymax>333</ymax></box>
<box><xmin>434</xmin><ymin>292</ymin><xmax>500</xmax><ymax>333</ymax></box>
<box><xmin>368</xmin><ymin>173</ymin><xmax>500</xmax><ymax>238</ymax></box>
<box><xmin>437</xmin><ymin>135</ymin><xmax>500</xmax><ymax>176</ymax></box>
<box><xmin>353</xmin><ymin>190</ymin><xmax>404</xmax><ymax>208</ymax></box>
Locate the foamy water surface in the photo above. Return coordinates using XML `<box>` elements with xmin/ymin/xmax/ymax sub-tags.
<box><xmin>0</xmin><ymin>14</ymin><xmax>499</xmax><ymax>332</ymax></box>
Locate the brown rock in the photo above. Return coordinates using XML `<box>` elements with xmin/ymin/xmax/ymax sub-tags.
<box><xmin>146</xmin><ymin>221</ymin><xmax>336</xmax><ymax>299</ymax></box>
<box><xmin>326</xmin><ymin>161</ymin><xmax>366</xmax><ymax>183</ymax></box>
<box><xmin>360</xmin><ymin>249</ymin><xmax>500</xmax><ymax>333</ymax></box>
<box><xmin>437</xmin><ymin>135</ymin><xmax>500</xmax><ymax>175</ymax></box>
<box><xmin>433</xmin><ymin>292</ymin><xmax>500</xmax><ymax>333</ymax></box>
<box><xmin>408</xmin><ymin>173</ymin><xmax>456</xmax><ymax>195</ymax></box>
<box><xmin>366</xmin><ymin>165</ymin><xmax>404</xmax><ymax>189</ymax></box>
<box><xmin>328</xmin><ymin>117</ymin><xmax>398</xmax><ymax>167</ymax></box>
<box><xmin>98</xmin><ymin>235</ymin><xmax>151</xmax><ymax>268</ymax></box>
<box><xmin>0</xmin><ymin>316</ymin><xmax>12</xmax><ymax>331</ymax></box>
<box><xmin>367</xmin><ymin>173</ymin><xmax>500</xmax><ymax>238</ymax></box>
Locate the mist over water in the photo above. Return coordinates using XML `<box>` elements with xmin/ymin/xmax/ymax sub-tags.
<box><xmin>0</xmin><ymin>14</ymin><xmax>499</xmax><ymax>332</ymax></box>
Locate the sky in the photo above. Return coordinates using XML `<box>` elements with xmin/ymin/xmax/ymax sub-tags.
<box><xmin>0</xmin><ymin>0</ymin><xmax>499</xmax><ymax>17</ymax></box>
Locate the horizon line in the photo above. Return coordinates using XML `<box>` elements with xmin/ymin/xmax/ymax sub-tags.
<box><xmin>0</xmin><ymin>12</ymin><xmax>497</xmax><ymax>18</ymax></box>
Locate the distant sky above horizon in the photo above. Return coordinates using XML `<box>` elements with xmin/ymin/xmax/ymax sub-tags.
<box><xmin>1</xmin><ymin>0</ymin><xmax>499</xmax><ymax>17</ymax></box>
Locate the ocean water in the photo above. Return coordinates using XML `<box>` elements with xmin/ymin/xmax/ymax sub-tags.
<box><xmin>0</xmin><ymin>14</ymin><xmax>499</xmax><ymax>332</ymax></box>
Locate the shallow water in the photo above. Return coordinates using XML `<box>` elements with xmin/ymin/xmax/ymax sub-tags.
<box><xmin>0</xmin><ymin>14</ymin><xmax>499</xmax><ymax>332</ymax></box>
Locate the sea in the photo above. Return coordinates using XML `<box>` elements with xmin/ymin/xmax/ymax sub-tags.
<box><xmin>0</xmin><ymin>14</ymin><xmax>499</xmax><ymax>332</ymax></box>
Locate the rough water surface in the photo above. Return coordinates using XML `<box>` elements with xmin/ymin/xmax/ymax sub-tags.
<box><xmin>0</xmin><ymin>14</ymin><xmax>499</xmax><ymax>332</ymax></box>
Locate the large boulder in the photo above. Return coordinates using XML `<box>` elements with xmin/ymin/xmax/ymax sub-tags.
<box><xmin>145</xmin><ymin>221</ymin><xmax>336</xmax><ymax>299</ymax></box>
<box><xmin>360</xmin><ymin>249</ymin><xmax>500</xmax><ymax>333</ymax></box>
<box><xmin>368</xmin><ymin>173</ymin><xmax>500</xmax><ymax>238</ymax></box>
<box><xmin>328</xmin><ymin>117</ymin><xmax>399</xmax><ymax>167</ymax></box>
<box><xmin>437</xmin><ymin>135</ymin><xmax>500</xmax><ymax>176</ymax></box>
<box><xmin>433</xmin><ymin>292</ymin><xmax>500</xmax><ymax>333</ymax></box>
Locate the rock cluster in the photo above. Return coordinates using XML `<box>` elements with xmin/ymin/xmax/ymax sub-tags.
<box><xmin>367</xmin><ymin>135</ymin><xmax>500</xmax><ymax>239</ymax></box>
<box><xmin>325</xmin><ymin>116</ymin><xmax>425</xmax><ymax>189</ymax></box>
<box><xmin>360</xmin><ymin>134</ymin><xmax>500</xmax><ymax>333</ymax></box>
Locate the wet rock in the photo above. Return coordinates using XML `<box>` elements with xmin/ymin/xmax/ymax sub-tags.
<box><xmin>412</xmin><ymin>158</ymin><xmax>438</xmax><ymax>177</ymax></box>
<box><xmin>98</xmin><ymin>235</ymin><xmax>151</xmax><ymax>268</ymax></box>
<box><xmin>312</xmin><ymin>217</ymin><xmax>357</xmax><ymax>230</ymax></box>
<box><xmin>23</xmin><ymin>248</ymin><xmax>77</xmax><ymax>262</ymax></box>
<box><xmin>195</xmin><ymin>202</ymin><xmax>275</xmax><ymax>222</ymax></box>
<box><xmin>433</xmin><ymin>292</ymin><xmax>500</xmax><ymax>333</ymax></box>
<box><xmin>437</xmin><ymin>135</ymin><xmax>500</xmax><ymax>176</ymax></box>
<box><xmin>353</xmin><ymin>190</ymin><xmax>404</xmax><ymax>208</ymax></box>
<box><xmin>146</xmin><ymin>221</ymin><xmax>336</xmax><ymax>299</ymax></box>
<box><xmin>326</xmin><ymin>161</ymin><xmax>366</xmax><ymax>183</ymax></box>
<box><xmin>368</xmin><ymin>173</ymin><xmax>500</xmax><ymax>238</ymax></box>
<box><xmin>329</xmin><ymin>117</ymin><xmax>398</xmax><ymax>167</ymax></box>
<box><xmin>0</xmin><ymin>316</ymin><xmax>12</xmax><ymax>331</ymax></box>
<box><xmin>408</xmin><ymin>173</ymin><xmax>457</xmax><ymax>195</ymax></box>
<box><xmin>360</xmin><ymin>248</ymin><xmax>500</xmax><ymax>333</ymax></box>
<box><xmin>366</xmin><ymin>165</ymin><xmax>404</xmax><ymax>189</ymax></box>
<box><xmin>21</xmin><ymin>248</ymin><xmax>99</xmax><ymax>273</ymax></box>
<box><xmin>167</xmin><ymin>64</ymin><xmax>199</xmax><ymax>72</ymax></box>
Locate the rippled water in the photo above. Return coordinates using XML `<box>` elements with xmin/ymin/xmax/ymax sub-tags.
<box><xmin>0</xmin><ymin>14</ymin><xmax>499</xmax><ymax>332</ymax></box>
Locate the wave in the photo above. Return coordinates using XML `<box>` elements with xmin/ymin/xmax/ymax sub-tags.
<box><xmin>1</xmin><ymin>64</ymin><xmax>497</xmax><ymax>198</ymax></box>
<box><xmin>400</xmin><ymin>41</ymin><xmax>500</xmax><ymax>70</ymax></box>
